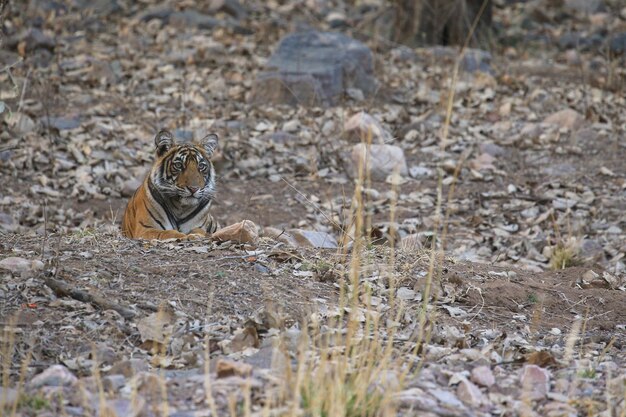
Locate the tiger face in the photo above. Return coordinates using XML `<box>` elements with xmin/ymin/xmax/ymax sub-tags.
<box><xmin>151</xmin><ymin>130</ymin><xmax>218</xmax><ymax>207</ymax></box>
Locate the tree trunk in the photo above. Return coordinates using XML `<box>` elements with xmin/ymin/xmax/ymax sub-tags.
<box><xmin>392</xmin><ymin>0</ymin><xmax>493</xmax><ymax>48</ymax></box>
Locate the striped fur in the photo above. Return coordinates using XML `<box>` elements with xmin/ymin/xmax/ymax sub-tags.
<box><xmin>122</xmin><ymin>129</ymin><xmax>219</xmax><ymax>240</ymax></box>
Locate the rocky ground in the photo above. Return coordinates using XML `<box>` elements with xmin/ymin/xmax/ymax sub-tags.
<box><xmin>1</xmin><ymin>0</ymin><xmax>626</xmax><ymax>416</ymax></box>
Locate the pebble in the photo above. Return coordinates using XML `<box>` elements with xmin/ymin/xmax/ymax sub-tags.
<box><xmin>520</xmin><ymin>365</ymin><xmax>550</xmax><ymax>400</ymax></box>
<box><xmin>470</xmin><ymin>365</ymin><xmax>495</xmax><ymax>387</ymax></box>
<box><xmin>28</xmin><ymin>365</ymin><xmax>78</xmax><ymax>389</ymax></box>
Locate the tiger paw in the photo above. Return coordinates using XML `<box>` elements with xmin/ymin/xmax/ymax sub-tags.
<box><xmin>185</xmin><ymin>232</ymin><xmax>206</xmax><ymax>241</ymax></box>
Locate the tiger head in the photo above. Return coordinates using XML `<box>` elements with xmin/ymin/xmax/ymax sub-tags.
<box><xmin>150</xmin><ymin>129</ymin><xmax>219</xmax><ymax>206</ymax></box>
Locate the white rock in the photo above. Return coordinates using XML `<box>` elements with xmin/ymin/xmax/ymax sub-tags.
<box><xmin>543</xmin><ymin>109</ymin><xmax>583</xmax><ymax>130</ymax></box>
<box><xmin>0</xmin><ymin>257</ymin><xmax>44</xmax><ymax>275</ymax></box>
<box><xmin>350</xmin><ymin>143</ymin><xmax>408</xmax><ymax>181</ymax></box>
<box><xmin>289</xmin><ymin>229</ymin><xmax>338</xmax><ymax>248</ymax></box>
<box><xmin>520</xmin><ymin>365</ymin><xmax>550</xmax><ymax>400</ymax></box>
<box><xmin>282</xmin><ymin>120</ymin><xmax>299</xmax><ymax>132</ymax></box>
<box><xmin>456</xmin><ymin>377</ymin><xmax>486</xmax><ymax>406</ymax></box>
<box><xmin>470</xmin><ymin>365</ymin><xmax>495</xmax><ymax>387</ymax></box>
<box><xmin>344</xmin><ymin>112</ymin><xmax>391</xmax><ymax>144</ymax></box>
<box><xmin>28</xmin><ymin>365</ymin><xmax>78</xmax><ymax>389</ymax></box>
<box><xmin>396</xmin><ymin>287</ymin><xmax>416</xmax><ymax>300</ymax></box>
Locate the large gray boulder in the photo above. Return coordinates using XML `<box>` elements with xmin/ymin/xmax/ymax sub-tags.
<box><xmin>252</xmin><ymin>31</ymin><xmax>377</xmax><ymax>107</ymax></box>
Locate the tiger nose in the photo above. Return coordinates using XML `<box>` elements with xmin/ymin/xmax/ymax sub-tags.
<box><xmin>187</xmin><ymin>186</ymin><xmax>199</xmax><ymax>193</ymax></box>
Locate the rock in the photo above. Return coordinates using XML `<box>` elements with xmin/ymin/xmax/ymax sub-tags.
<box><xmin>136</xmin><ymin>5</ymin><xmax>173</xmax><ymax>22</ymax></box>
<box><xmin>102</xmin><ymin>397</ymin><xmax>145</xmax><ymax>417</ymax></box>
<box><xmin>263</xmin><ymin>227</ymin><xmax>300</xmax><ymax>247</ymax></box>
<box><xmin>396</xmin><ymin>287</ymin><xmax>416</xmax><ymax>300</ymax></box>
<box><xmin>229</xmin><ymin>327</ymin><xmax>259</xmax><ymax>352</ymax></box>
<box><xmin>479</xmin><ymin>142</ymin><xmax>506</xmax><ymax>157</ymax></box>
<box><xmin>0</xmin><ymin>212</ymin><xmax>17</xmax><ymax>232</ymax></box>
<box><xmin>610</xmin><ymin>32</ymin><xmax>626</xmax><ymax>55</ymax></box>
<box><xmin>543</xmin><ymin>109</ymin><xmax>584</xmax><ymax>129</ymax></box>
<box><xmin>552</xmin><ymin>198</ymin><xmax>577</xmax><ymax>210</ymax></box>
<box><xmin>252</xmin><ymin>31</ymin><xmax>377</xmax><ymax>106</ymax></box>
<box><xmin>0</xmin><ymin>387</ymin><xmax>18</xmax><ymax>408</ymax></box>
<box><xmin>346</xmin><ymin>88</ymin><xmax>364</xmax><ymax>101</ymax></box>
<box><xmin>208</xmin><ymin>0</ymin><xmax>246</xmax><ymax>19</ymax></box>
<box><xmin>8</xmin><ymin>28</ymin><xmax>56</xmax><ymax>52</ymax></box>
<box><xmin>520</xmin><ymin>365</ymin><xmax>550</xmax><ymax>400</ymax></box>
<box><xmin>102</xmin><ymin>374</ymin><xmax>126</xmax><ymax>392</ymax></box>
<box><xmin>108</xmin><ymin>359</ymin><xmax>150</xmax><ymax>378</ymax></box>
<box><xmin>580</xmin><ymin>239</ymin><xmax>606</xmax><ymax>263</ymax></box>
<box><xmin>289</xmin><ymin>229</ymin><xmax>338</xmax><ymax>248</ymax></box>
<box><xmin>468</xmin><ymin>153</ymin><xmax>496</xmax><ymax>172</ymax></box>
<box><xmin>565</xmin><ymin>0</ymin><xmax>603</xmax><ymax>14</ymax></box>
<box><xmin>409</xmin><ymin>166</ymin><xmax>433</xmax><ymax>178</ymax></box>
<box><xmin>259</xmin><ymin>132</ymin><xmax>300</xmax><ymax>144</ymax></box>
<box><xmin>7</xmin><ymin>112</ymin><xmax>36</xmax><ymax>135</ymax></box>
<box><xmin>0</xmin><ymin>257</ymin><xmax>44</xmax><ymax>276</ymax></box>
<box><xmin>73</xmin><ymin>0</ymin><xmax>121</xmax><ymax>15</ymax></box>
<box><xmin>28</xmin><ymin>365</ymin><xmax>77</xmax><ymax>389</ymax></box>
<box><xmin>44</xmin><ymin>116</ymin><xmax>81</xmax><ymax>131</ymax></box>
<box><xmin>461</xmin><ymin>49</ymin><xmax>492</xmax><ymax>73</ymax></box>
<box><xmin>349</xmin><ymin>143</ymin><xmax>408</xmax><ymax>181</ymax></box>
<box><xmin>169</xmin><ymin>10</ymin><xmax>220</xmax><ymax>30</ymax></box>
<box><xmin>343</xmin><ymin>112</ymin><xmax>391</xmax><ymax>144</ymax></box>
<box><xmin>558</xmin><ymin>32</ymin><xmax>604</xmax><ymax>51</ymax></box>
<box><xmin>470</xmin><ymin>365</ymin><xmax>495</xmax><ymax>387</ymax></box>
<box><xmin>456</xmin><ymin>377</ymin><xmax>485</xmax><ymax>406</ymax></box>
<box><xmin>282</xmin><ymin>120</ymin><xmax>299</xmax><ymax>133</ymax></box>
<box><xmin>216</xmin><ymin>359</ymin><xmax>253</xmax><ymax>378</ymax></box>
<box><xmin>212</xmin><ymin>220</ymin><xmax>258</xmax><ymax>244</ymax></box>
<box><xmin>428</xmin><ymin>388</ymin><xmax>464</xmax><ymax>408</ymax></box>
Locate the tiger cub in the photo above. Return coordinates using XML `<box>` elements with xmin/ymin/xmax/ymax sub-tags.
<box><xmin>122</xmin><ymin>129</ymin><xmax>220</xmax><ymax>240</ymax></box>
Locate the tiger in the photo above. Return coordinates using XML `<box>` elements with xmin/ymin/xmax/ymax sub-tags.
<box><xmin>122</xmin><ymin>129</ymin><xmax>220</xmax><ymax>240</ymax></box>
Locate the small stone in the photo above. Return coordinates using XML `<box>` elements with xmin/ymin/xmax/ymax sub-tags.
<box><xmin>282</xmin><ymin>120</ymin><xmax>299</xmax><ymax>133</ymax></box>
<box><xmin>409</xmin><ymin>166</ymin><xmax>433</xmax><ymax>178</ymax></box>
<box><xmin>28</xmin><ymin>365</ymin><xmax>77</xmax><ymax>389</ymax></box>
<box><xmin>103</xmin><ymin>397</ymin><xmax>145</xmax><ymax>417</ymax></box>
<box><xmin>470</xmin><ymin>365</ymin><xmax>495</xmax><ymax>387</ymax></box>
<box><xmin>0</xmin><ymin>387</ymin><xmax>18</xmax><ymax>408</ymax></box>
<box><xmin>456</xmin><ymin>377</ymin><xmax>485</xmax><ymax>406</ymax></box>
<box><xmin>543</xmin><ymin>109</ymin><xmax>583</xmax><ymax>130</ymax></box>
<box><xmin>520</xmin><ymin>365</ymin><xmax>550</xmax><ymax>400</ymax></box>
<box><xmin>7</xmin><ymin>112</ymin><xmax>36</xmax><ymax>135</ymax></box>
<box><xmin>108</xmin><ymin>359</ymin><xmax>150</xmax><ymax>378</ymax></box>
<box><xmin>346</xmin><ymin>88</ymin><xmax>364</xmax><ymax>101</ymax></box>
<box><xmin>396</xmin><ymin>287</ymin><xmax>416</xmax><ymax>300</ymax></box>
<box><xmin>461</xmin><ymin>48</ymin><xmax>492</xmax><ymax>73</ymax></box>
<box><xmin>549</xmin><ymin>328</ymin><xmax>562</xmax><ymax>336</ymax></box>
<box><xmin>263</xmin><ymin>227</ymin><xmax>300</xmax><ymax>247</ymax></box>
<box><xmin>428</xmin><ymin>388</ymin><xmax>464</xmax><ymax>408</ymax></box>
<box><xmin>0</xmin><ymin>257</ymin><xmax>44</xmax><ymax>275</ymax></box>
<box><xmin>479</xmin><ymin>142</ymin><xmax>506</xmax><ymax>157</ymax></box>
<box><xmin>552</xmin><ymin>198</ymin><xmax>577</xmax><ymax>210</ymax></box>
<box><xmin>344</xmin><ymin>112</ymin><xmax>391</xmax><ymax>144</ymax></box>
<box><xmin>216</xmin><ymin>359</ymin><xmax>253</xmax><ymax>378</ymax></box>
<box><xmin>45</xmin><ymin>116</ymin><xmax>81</xmax><ymax>131</ymax></box>
<box><xmin>349</xmin><ymin>143</ymin><xmax>408</xmax><ymax>181</ymax></box>
<box><xmin>289</xmin><ymin>229</ymin><xmax>338</xmax><ymax>248</ymax></box>
<box><xmin>212</xmin><ymin>220</ymin><xmax>259</xmax><ymax>244</ymax></box>
<box><xmin>102</xmin><ymin>374</ymin><xmax>126</xmax><ymax>392</ymax></box>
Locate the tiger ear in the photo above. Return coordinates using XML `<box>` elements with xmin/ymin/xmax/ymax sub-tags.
<box><xmin>155</xmin><ymin>129</ymin><xmax>175</xmax><ymax>157</ymax></box>
<box><xmin>201</xmin><ymin>133</ymin><xmax>219</xmax><ymax>156</ymax></box>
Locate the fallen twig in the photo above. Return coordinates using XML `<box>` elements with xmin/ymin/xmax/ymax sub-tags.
<box><xmin>43</xmin><ymin>275</ymin><xmax>136</xmax><ymax>319</ymax></box>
